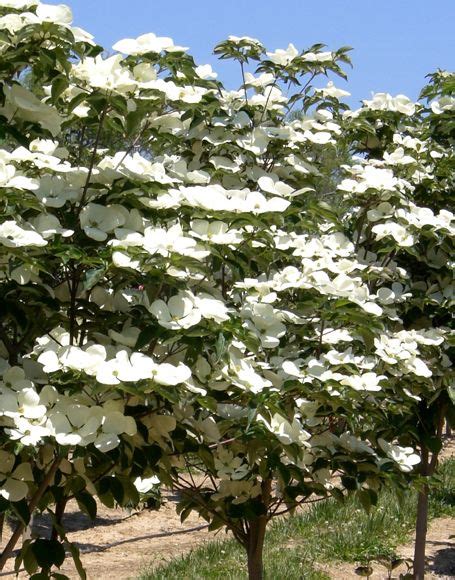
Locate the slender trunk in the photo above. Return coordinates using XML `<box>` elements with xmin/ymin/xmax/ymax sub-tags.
<box><xmin>246</xmin><ymin>517</ymin><xmax>267</xmax><ymax>580</ymax></box>
<box><xmin>22</xmin><ymin>513</ymin><xmax>35</xmax><ymax>543</ymax></box>
<box><xmin>245</xmin><ymin>479</ymin><xmax>272</xmax><ymax>580</ymax></box>
<box><xmin>51</xmin><ymin>498</ymin><xmax>67</xmax><ymax>542</ymax></box>
<box><xmin>413</xmin><ymin>407</ymin><xmax>445</xmax><ymax>579</ymax></box>
<box><xmin>413</xmin><ymin>481</ymin><xmax>429</xmax><ymax>580</ymax></box>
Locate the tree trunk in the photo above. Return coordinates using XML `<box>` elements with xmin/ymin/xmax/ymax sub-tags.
<box><xmin>413</xmin><ymin>407</ymin><xmax>445</xmax><ymax>579</ymax></box>
<box><xmin>246</xmin><ymin>517</ymin><xmax>267</xmax><ymax>580</ymax></box>
<box><xmin>22</xmin><ymin>513</ymin><xmax>35</xmax><ymax>543</ymax></box>
<box><xmin>51</xmin><ymin>498</ymin><xmax>67</xmax><ymax>542</ymax></box>
<box><xmin>413</xmin><ymin>482</ymin><xmax>429</xmax><ymax>580</ymax></box>
<box><xmin>244</xmin><ymin>478</ymin><xmax>272</xmax><ymax>580</ymax></box>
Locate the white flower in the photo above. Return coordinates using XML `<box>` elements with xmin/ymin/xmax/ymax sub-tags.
<box><xmin>17</xmin><ymin>387</ymin><xmax>47</xmax><ymax>419</ymax></box>
<box><xmin>257</xmin><ymin>413</ymin><xmax>310</xmax><ymax>446</ymax></box>
<box><xmin>6</xmin><ymin>416</ymin><xmax>51</xmax><ymax>446</ymax></box>
<box><xmin>339</xmin><ymin>433</ymin><xmax>375</xmax><ymax>455</ymax></box>
<box><xmin>258</xmin><ymin>176</ymin><xmax>294</xmax><ymax>197</ymax></box>
<box><xmin>301</xmin><ymin>51</ymin><xmax>333</xmax><ymax>63</ymax></box>
<box><xmin>214</xmin><ymin>448</ymin><xmax>249</xmax><ymax>480</ymax></box>
<box><xmin>338</xmin><ymin>165</ymin><xmax>399</xmax><ymax>195</ymax></box>
<box><xmin>243</xmin><ymin>191</ymin><xmax>290</xmax><ymax>214</ymax></box>
<box><xmin>48</xmin><ymin>406</ymin><xmax>101</xmax><ymax>446</ymax></box>
<box><xmin>195</xmin><ymin>64</ymin><xmax>217</xmax><ymax>79</ymax></box>
<box><xmin>383</xmin><ymin>147</ymin><xmax>415</xmax><ymax>165</ymax></box>
<box><xmin>372</xmin><ymin>222</ymin><xmax>414</xmax><ymax>247</ymax></box>
<box><xmin>231</xmin><ymin>360</ymin><xmax>273</xmax><ymax>393</ymax></box>
<box><xmin>113</xmin><ymin>33</ymin><xmax>187</xmax><ymax>55</ymax></box>
<box><xmin>378</xmin><ymin>439</ymin><xmax>420</xmax><ymax>472</ymax></box>
<box><xmin>80</xmin><ymin>203</ymin><xmax>127</xmax><ymax>241</ymax></box>
<box><xmin>152</xmin><ymin>362</ymin><xmax>192</xmax><ymax>386</ymax></box>
<box><xmin>0</xmin><ymin>0</ymin><xmax>38</xmax><ymax>7</ymax></box>
<box><xmin>134</xmin><ymin>475</ymin><xmax>160</xmax><ymax>493</ymax></box>
<box><xmin>142</xmin><ymin>223</ymin><xmax>209</xmax><ymax>260</ymax></box>
<box><xmin>194</xmin><ymin>293</ymin><xmax>230</xmax><ymax>323</ymax></box>
<box><xmin>34</xmin><ymin>174</ymin><xmax>81</xmax><ymax>208</ymax></box>
<box><xmin>209</xmin><ymin>156</ymin><xmax>240</xmax><ymax>173</ymax></box>
<box><xmin>243</xmin><ymin>303</ymin><xmax>286</xmax><ymax>348</ymax></box>
<box><xmin>266</xmin><ymin>43</ymin><xmax>299</xmax><ymax>66</ymax></box>
<box><xmin>213</xmin><ymin>479</ymin><xmax>261</xmax><ymax>504</ymax></box>
<box><xmin>72</xmin><ymin>55</ymin><xmax>136</xmax><ymax>93</ymax></box>
<box><xmin>340</xmin><ymin>372</ymin><xmax>386</xmax><ymax>392</ymax></box>
<box><xmin>236</xmin><ymin>128</ymin><xmax>269</xmax><ymax>155</ymax></box>
<box><xmin>363</xmin><ymin>93</ymin><xmax>416</xmax><ymax>116</ymax></box>
<box><xmin>150</xmin><ymin>291</ymin><xmax>201</xmax><ymax>330</ymax></box>
<box><xmin>0</xmin><ymin>220</ymin><xmax>47</xmax><ymax>247</ymax></box>
<box><xmin>0</xmin><ymin>158</ymin><xmax>38</xmax><ymax>190</ymax></box>
<box><xmin>317</xmin><ymin>81</ymin><xmax>350</xmax><ymax>99</ymax></box>
<box><xmin>31</xmin><ymin>214</ymin><xmax>73</xmax><ymax>238</ymax></box>
<box><xmin>227</xmin><ymin>35</ymin><xmax>263</xmax><ymax>47</ymax></box>
<box><xmin>190</xmin><ymin>220</ymin><xmax>243</xmax><ymax>245</ymax></box>
<box><xmin>244</xmin><ymin>72</ymin><xmax>275</xmax><ymax>88</ymax></box>
<box><xmin>0</xmin><ymin>84</ymin><xmax>62</xmax><ymax>136</ymax></box>
<box><xmin>430</xmin><ymin>96</ymin><xmax>455</xmax><ymax>114</ymax></box>
<box><xmin>35</xmin><ymin>3</ymin><xmax>73</xmax><ymax>25</ymax></box>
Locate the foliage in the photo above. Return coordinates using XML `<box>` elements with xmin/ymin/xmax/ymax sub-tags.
<box><xmin>0</xmin><ymin>0</ymin><xmax>453</xmax><ymax>577</ymax></box>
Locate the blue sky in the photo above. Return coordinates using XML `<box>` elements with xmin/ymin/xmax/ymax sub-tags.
<box><xmin>66</xmin><ymin>0</ymin><xmax>453</xmax><ymax>106</ymax></box>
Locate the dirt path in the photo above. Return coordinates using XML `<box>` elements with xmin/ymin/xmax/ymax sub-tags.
<box><xmin>0</xmin><ymin>439</ymin><xmax>453</xmax><ymax>579</ymax></box>
<box><xmin>0</xmin><ymin>491</ymin><xmax>217</xmax><ymax>579</ymax></box>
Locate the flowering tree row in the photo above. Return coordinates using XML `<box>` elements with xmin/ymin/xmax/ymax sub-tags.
<box><xmin>0</xmin><ymin>1</ymin><xmax>453</xmax><ymax>578</ymax></box>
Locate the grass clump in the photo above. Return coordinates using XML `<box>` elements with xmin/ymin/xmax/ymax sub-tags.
<box><xmin>140</xmin><ymin>458</ymin><xmax>455</xmax><ymax>579</ymax></box>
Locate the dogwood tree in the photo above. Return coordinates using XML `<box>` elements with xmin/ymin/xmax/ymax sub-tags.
<box><xmin>341</xmin><ymin>71</ymin><xmax>455</xmax><ymax>579</ymax></box>
<box><xmin>0</xmin><ymin>1</ymin><xmax>453</xmax><ymax>579</ymax></box>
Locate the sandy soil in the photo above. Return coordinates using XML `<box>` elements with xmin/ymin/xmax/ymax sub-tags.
<box><xmin>0</xmin><ymin>439</ymin><xmax>453</xmax><ymax>579</ymax></box>
<box><xmin>0</xmin><ymin>490</ymin><xmax>217</xmax><ymax>579</ymax></box>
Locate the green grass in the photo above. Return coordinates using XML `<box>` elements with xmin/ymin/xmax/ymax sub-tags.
<box><xmin>139</xmin><ymin>459</ymin><xmax>455</xmax><ymax>580</ymax></box>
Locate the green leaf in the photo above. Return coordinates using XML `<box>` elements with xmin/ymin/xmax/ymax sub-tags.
<box><xmin>109</xmin><ymin>476</ymin><xmax>125</xmax><ymax>505</ymax></box>
<box><xmin>75</xmin><ymin>491</ymin><xmax>97</xmax><ymax>521</ymax></box>
<box><xmin>67</xmin><ymin>91</ymin><xmax>88</xmax><ymax>113</ymax></box>
<box><xmin>31</xmin><ymin>539</ymin><xmax>65</xmax><ymax>569</ymax></box>
<box><xmin>51</xmin><ymin>76</ymin><xmax>69</xmax><ymax>102</ymax></box>
<box><xmin>83</xmin><ymin>267</ymin><xmax>105</xmax><ymax>291</ymax></box>
<box><xmin>116</xmin><ymin>475</ymin><xmax>140</xmax><ymax>506</ymax></box>
<box><xmin>19</xmin><ymin>540</ymin><xmax>37</xmax><ymax>575</ymax></box>
<box><xmin>12</xmin><ymin>499</ymin><xmax>30</xmax><ymax>526</ymax></box>
<box><xmin>65</xmin><ymin>542</ymin><xmax>86</xmax><ymax>580</ymax></box>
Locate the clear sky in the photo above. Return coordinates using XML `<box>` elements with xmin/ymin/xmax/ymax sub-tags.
<box><xmin>65</xmin><ymin>0</ymin><xmax>453</xmax><ymax>106</ymax></box>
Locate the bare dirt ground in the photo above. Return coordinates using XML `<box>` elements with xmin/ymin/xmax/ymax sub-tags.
<box><xmin>1</xmin><ymin>438</ymin><xmax>453</xmax><ymax>579</ymax></box>
<box><xmin>0</xmin><ymin>491</ymin><xmax>217</xmax><ymax>579</ymax></box>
